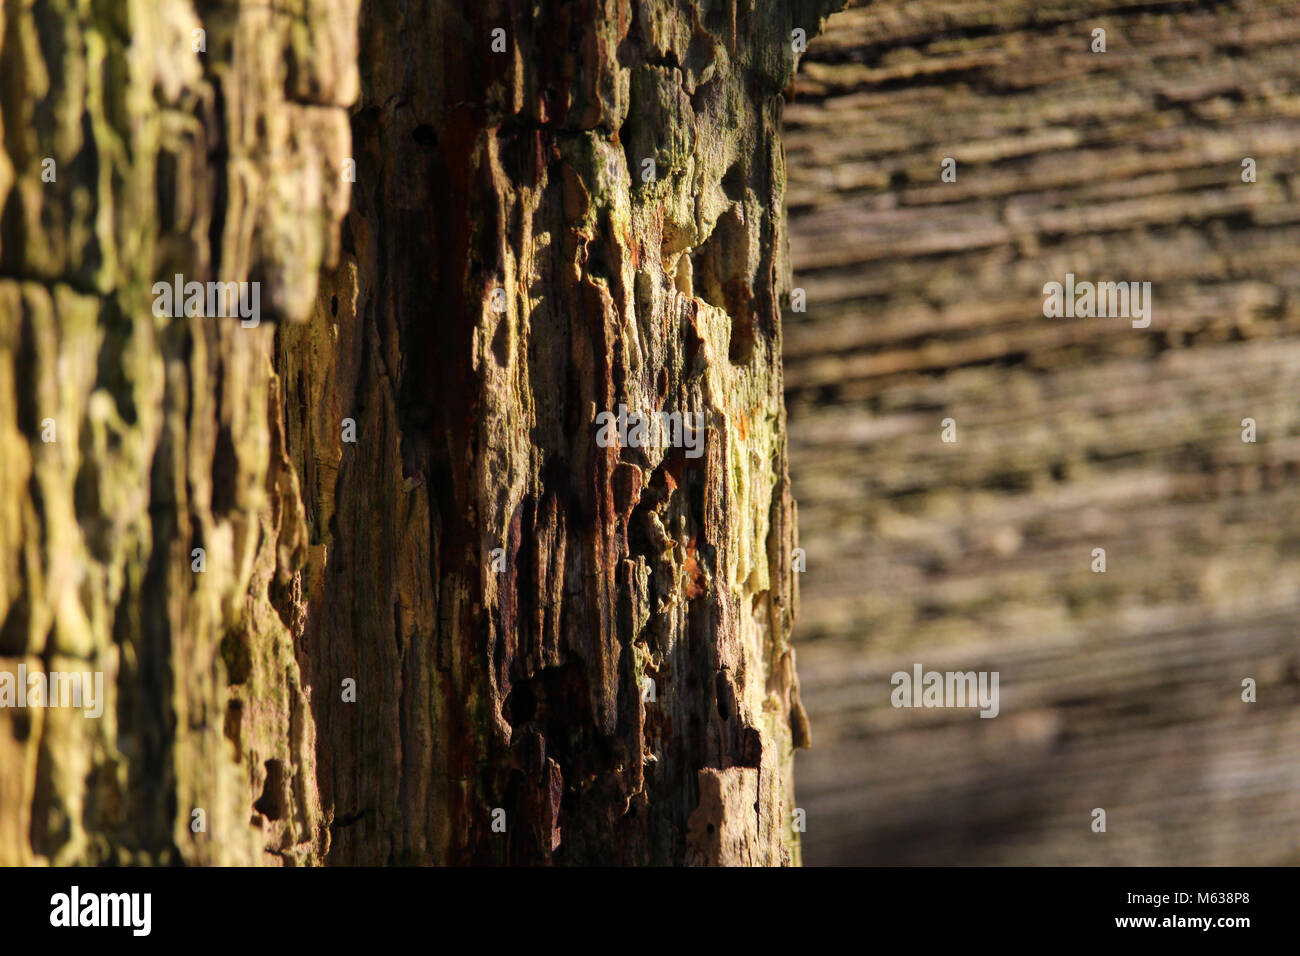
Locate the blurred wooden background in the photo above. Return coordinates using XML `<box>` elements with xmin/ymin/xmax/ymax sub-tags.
<box><xmin>784</xmin><ymin>0</ymin><xmax>1300</xmax><ymax>865</ymax></box>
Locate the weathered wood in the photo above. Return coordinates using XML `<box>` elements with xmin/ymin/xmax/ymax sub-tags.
<box><xmin>290</xmin><ymin>0</ymin><xmax>841</xmax><ymax>866</ymax></box>
<box><xmin>785</xmin><ymin>0</ymin><xmax>1300</xmax><ymax>865</ymax></box>
<box><xmin>1</xmin><ymin>0</ymin><xmax>840</xmax><ymax>867</ymax></box>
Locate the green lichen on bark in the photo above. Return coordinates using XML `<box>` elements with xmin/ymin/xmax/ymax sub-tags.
<box><xmin>0</xmin><ymin>0</ymin><xmax>357</xmax><ymax>865</ymax></box>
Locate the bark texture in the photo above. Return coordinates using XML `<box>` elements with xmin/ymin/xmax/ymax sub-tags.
<box><xmin>294</xmin><ymin>0</ymin><xmax>840</xmax><ymax>866</ymax></box>
<box><xmin>784</xmin><ymin>0</ymin><xmax>1300</xmax><ymax>865</ymax></box>
<box><xmin>0</xmin><ymin>0</ymin><xmax>358</xmax><ymax>865</ymax></box>
<box><xmin>0</xmin><ymin>0</ymin><xmax>837</xmax><ymax>867</ymax></box>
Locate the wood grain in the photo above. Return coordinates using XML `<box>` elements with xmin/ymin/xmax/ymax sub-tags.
<box><xmin>784</xmin><ymin>0</ymin><xmax>1300</xmax><ymax>865</ymax></box>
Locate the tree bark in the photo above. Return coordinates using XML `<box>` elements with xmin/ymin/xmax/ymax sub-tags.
<box><xmin>0</xmin><ymin>0</ymin><xmax>358</xmax><ymax>865</ymax></box>
<box><xmin>294</xmin><ymin>0</ymin><xmax>841</xmax><ymax>866</ymax></box>
<box><xmin>0</xmin><ymin>0</ymin><xmax>839</xmax><ymax>866</ymax></box>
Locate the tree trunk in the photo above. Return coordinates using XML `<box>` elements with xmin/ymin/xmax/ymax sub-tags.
<box><xmin>293</xmin><ymin>0</ymin><xmax>842</xmax><ymax>866</ymax></box>
<box><xmin>0</xmin><ymin>0</ymin><xmax>358</xmax><ymax>865</ymax></box>
<box><xmin>1</xmin><ymin>0</ymin><xmax>840</xmax><ymax>866</ymax></box>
